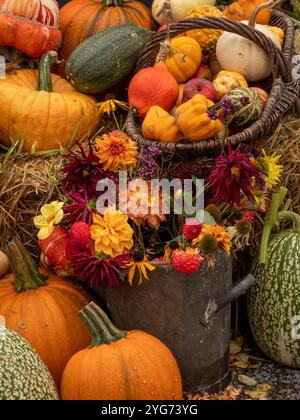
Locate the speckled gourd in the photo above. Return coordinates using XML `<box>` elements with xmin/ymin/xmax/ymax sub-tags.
<box><xmin>248</xmin><ymin>188</ymin><xmax>300</xmax><ymax>367</ymax></box>
<box><xmin>0</xmin><ymin>327</ymin><xmax>59</xmax><ymax>400</ymax></box>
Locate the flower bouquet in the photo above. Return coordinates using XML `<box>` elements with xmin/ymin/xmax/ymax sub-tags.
<box><xmin>33</xmin><ymin>129</ymin><xmax>283</xmax><ymax>288</ymax></box>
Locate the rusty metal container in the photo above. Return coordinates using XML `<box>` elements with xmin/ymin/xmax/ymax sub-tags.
<box><xmin>105</xmin><ymin>252</ymin><xmax>254</xmax><ymax>393</ymax></box>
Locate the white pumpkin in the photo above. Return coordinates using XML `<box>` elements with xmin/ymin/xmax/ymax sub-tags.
<box><xmin>216</xmin><ymin>21</ymin><xmax>282</xmax><ymax>82</ymax></box>
<box><xmin>152</xmin><ymin>0</ymin><xmax>216</xmax><ymax>25</ymax></box>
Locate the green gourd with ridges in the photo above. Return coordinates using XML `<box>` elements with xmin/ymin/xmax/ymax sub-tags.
<box><xmin>0</xmin><ymin>327</ymin><xmax>59</xmax><ymax>400</ymax></box>
<box><xmin>65</xmin><ymin>25</ymin><xmax>153</xmax><ymax>94</ymax></box>
<box><xmin>224</xmin><ymin>87</ymin><xmax>263</xmax><ymax>127</ymax></box>
<box><xmin>247</xmin><ymin>188</ymin><xmax>300</xmax><ymax>367</ymax></box>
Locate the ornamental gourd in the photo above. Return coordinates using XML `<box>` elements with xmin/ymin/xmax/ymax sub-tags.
<box><xmin>224</xmin><ymin>0</ymin><xmax>271</xmax><ymax>25</ymax></box>
<box><xmin>185</xmin><ymin>5</ymin><xmax>224</xmax><ymax>63</ymax></box>
<box><xmin>142</xmin><ymin>106</ymin><xmax>182</xmax><ymax>143</ymax></box>
<box><xmin>61</xmin><ymin>302</ymin><xmax>183</xmax><ymax>400</ymax></box>
<box><xmin>175</xmin><ymin>94</ymin><xmax>223</xmax><ymax>141</ymax></box>
<box><xmin>0</xmin><ymin>11</ymin><xmax>61</xmax><ymax>57</ymax></box>
<box><xmin>152</xmin><ymin>0</ymin><xmax>216</xmax><ymax>25</ymax></box>
<box><xmin>166</xmin><ymin>37</ymin><xmax>202</xmax><ymax>83</ymax></box>
<box><xmin>66</xmin><ymin>25</ymin><xmax>153</xmax><ymax>95</ymax></box>
<box><xmin>216</xmin><ymin>6</ymin><xmax>281</xmax><ymax>82</ymax></box>
<box><xmin>0</xmin><ymin>250</ymin><xmax>9</xmax><ymax>278</ymax></box>
<box><xmin>0</xmin><ymin>0</ymin><xmax>60</xmax><ymax>26</ymax></box>
<box><xmin>214</xmin><ymin>71</ymin><xmax>248</xmax><ymax>88</ymax></box>
<box><xmin>0</xmin><ymin>327</ymin><xmax>59</xmax><ymax>400</ymax></box>
<box><xmin>0</xmin><ymin>51</ymin><xmax>99</xmax><ymax>152</ymax></box>
<box><xmin>59</xmin><ymin>0</ymin><xmax>153</xmax><ymax>66</ymax></box>
<box><xmin>0</xmin><ymin>239</ymin><xmax>93</xmax><ymax>386</ymax></box>
<box><xmin>221</xmin><ymin>87</ymin><xmax>263</xmax><ymax>127</ymax></box>
<box><xmin>248</xmin><ymin>188</ymin><xmax>300</xmax><ymax>367</ymax></box>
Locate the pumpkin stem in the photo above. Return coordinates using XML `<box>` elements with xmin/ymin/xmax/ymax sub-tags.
<box><xmin>5</xmin><ymin>239</ymin><xmax>48</xmax><ymax>293</ymax></box>
<box><xmin>78</xmin><ymin>302</ymin><xmax>127</xmax><ymax>348</ymax></box>
<box><xmin>100</xmin><ymin>0</ymin><xmax>123</xmax><ymax>6</ymax></box>
<box><xmin>249</xmin><ymin>0</ymin><xmax>274</xmax><ymax>27</ymax></box>
<box><xmin>259</xmin><ymin>187</ymin><xmax>288</xmax><ymax>264</ymax></box>
<box><xmin>38</xmin><ymin>51</ymin><xmax>58</xmax><ymax>92</ymax></box>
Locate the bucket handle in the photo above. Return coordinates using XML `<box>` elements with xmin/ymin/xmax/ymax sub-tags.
<box><xmin>200</xmin><ymin>274</ymin><xmax>256</xmax><ymax>327</ymax></box>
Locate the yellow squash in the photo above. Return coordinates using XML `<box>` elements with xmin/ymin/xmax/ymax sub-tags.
<box><xmin>142</xmin><ymin>106</ymin><xmax>182</xmax><ymax>143</ymax></box>
<box><xmin>175</xmin><ymin>94</ymin><xmax>223</xmax><ymax>142</ymax></box>
<box><xmin>166</xmin><ymin>37</ymin><xmax>202</xmax><ymax>83</ymax></box>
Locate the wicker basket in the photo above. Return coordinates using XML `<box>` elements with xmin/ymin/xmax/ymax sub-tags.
<box><xmin>126</xmin><ymin>9</ymin><xmax>299</xmax><ymax>156</ymax></box>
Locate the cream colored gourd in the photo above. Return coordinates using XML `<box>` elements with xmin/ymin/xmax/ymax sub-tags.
<box><xmin>152</xmin><ymin>0</ymin><xmax>216</xmax><ymax>25</ymax></box>
<box><xmin>216</xmin><ymin>21</ymin><xmax>281</xmax><ymax>81</ymax></box>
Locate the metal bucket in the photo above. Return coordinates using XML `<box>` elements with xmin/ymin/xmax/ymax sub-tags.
<box><xmin>105</xmin><ymin>252</ymin><xmax>255</xmax><ymax>393</ymax></box>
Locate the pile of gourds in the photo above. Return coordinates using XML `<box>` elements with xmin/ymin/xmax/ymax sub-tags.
<box><xmin>0</xmin><ymin>0</ymin><xmax>284</xmax><ymax>150</ymax></box>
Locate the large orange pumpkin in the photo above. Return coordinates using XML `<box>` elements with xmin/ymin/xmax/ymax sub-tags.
<box><xmin>0</xmin><ymin>51</ymin><xmax>100</xmax><ymax>152</ymax></box>
<box><xmin>59</xmin><ymin>0</ymin><xmax>153</xmax><ymax>67</ymax></box>
<box><xmin>61</xmin><ymin>302</ymin><xmax>183</xmax><ymax>400</ymax></box>
<box><xmin>0</xmin><ymin>239</ymin><xmax>93</xmax><ymax>386</ymax></box>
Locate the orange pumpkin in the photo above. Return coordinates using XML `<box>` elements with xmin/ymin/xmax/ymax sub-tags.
<box><xmin>0</xmin><ymin>239</ymin><xmax>93</xmax><ymax>386</ymax></box>
<box><xmin>61</xmin><ymin>302</ymin><xmax>183</xmax><ymax>400</ymax></box>
<box><xmin>59</xmin><ymin>0</ymin><xmax>153</xmax><ymax>68</ymax></box>
<box><xmin>224</xmin><ymin>0</ymin><xmax>271</xmax><ymax>25</ymax></box>
<box><xmin>128</xmin><ymin>62</ymin><xmax>179</xmax><ymax>118</ymax></box>
<box><xmin>0</xmin><ymin>51</ymin><xmax>100</xmax><ymax>152</ymax></box>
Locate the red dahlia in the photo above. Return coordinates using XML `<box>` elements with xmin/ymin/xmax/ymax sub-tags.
<box><xmin>172</xmin><ymin>248</ymin><xmax>203</xmax><ymax>275</ymax></box>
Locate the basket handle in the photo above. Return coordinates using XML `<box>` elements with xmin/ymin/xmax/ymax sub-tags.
<box><xmin>137</xmin><ymin>16</ymin><xmax>291</xmax><ymax>83</ymax></box>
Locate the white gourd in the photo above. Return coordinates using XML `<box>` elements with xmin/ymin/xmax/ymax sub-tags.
<box><xmin>216</xmin><ymin>21</ymin><xmax>281</xmax><ymax>82</ymax></box>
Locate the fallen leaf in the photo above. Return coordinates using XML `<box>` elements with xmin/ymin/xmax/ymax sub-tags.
<box><xmin>232</xmin><ymin>361</ymin><xmax>249</xmax><ymax>369</ymax></box>
<box><xmin>230</xmin><ymin>340</ymin><xmax>242</xmax><ymax>355</ymax></box>
<box><xmin>187</xmin><ymin>386</ymin><xmax>241</xmax><ymax>401</ymax></box>
<box><xmin>236</xmin><ymin>353</ymin><xmax>250</xmax><ymax>363</ymax></box>
<box><xmin>238</xmin><ymin>375</ymin><xmax>257</xmax><ymax>386</ymax></box>
<box><xmin>244</xmin><ymin>390</ymin><xmax>269</xmax><ymax>400</ymax></box>
<box><xmin>247</xmin><ymin>362</ymin><xmax>263</xmax><ymax>369</ymax></box>
<box><xmin>257</xmin><ymin>384</ymin><xmax>272</xmax><ymax>391</ymax></box>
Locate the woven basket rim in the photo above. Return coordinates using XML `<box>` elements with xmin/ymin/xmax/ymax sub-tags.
<box><xmin>126</xmin><ymin>9</ymin><xmax>299</xmax><ymax>156</ymax></box>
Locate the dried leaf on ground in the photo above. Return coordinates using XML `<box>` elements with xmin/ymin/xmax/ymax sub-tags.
<box><xmin>238</xmin><ymin>375</ymin><xmax>257</xmax><ymax>386</ymax></box>
<box><xmin>187</xmin><ymin>386</ymin><xmax>241</xmax><ymax>401</ymax></box>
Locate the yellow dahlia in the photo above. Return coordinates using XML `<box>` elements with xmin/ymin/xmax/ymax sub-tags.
<box><xmin>90</xmin><ymin>209</ymin><xmax>134</xmax><ymax>257</ymax></box>
<box><xmin>95</xmin><ymin>130</ymin><xmax>137</xmax><ymax>172</ymax></box>
<box><xmin>96</xmin><ymin>98</ymin><xmax>129</xmax><ymax>116</ymax></box>
<box><xmin>193</xmin><ymin>224</ymin><xmax>231</xmax><ymax>255</ymax></box>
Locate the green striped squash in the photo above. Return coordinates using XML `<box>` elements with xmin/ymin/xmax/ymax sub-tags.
<box><xmin>0</xmin><ymin>327</ymin><xmax>59</xmax><ymax>400</ymax></box>
<box><xmin>224</xmin><ymin>87</ymin><xmax>263</xmax><ymax>127</ymax></box>
<box><xmin>65</xmin><ymin>25</ymin><xmax>153</xmax><ymax>94</ymax></box>
<box><xmin>248</xmin><ymin>189</ymin><xmax>300</xmax><ymax>367</ymax></box>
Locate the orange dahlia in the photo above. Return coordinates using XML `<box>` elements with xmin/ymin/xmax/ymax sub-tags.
<box><xmin>95</xmin><ymin>130</ymin><xmax>137</xmax><ymax>172</ymax></box>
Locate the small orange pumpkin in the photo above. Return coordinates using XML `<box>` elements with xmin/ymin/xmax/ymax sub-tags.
<box><xmin>0</xmin><ymin>239</ymin><xmax>92</xmax><ymax>386</ymax></box>
<box><xmin>166</xmin><ymin>37</ymin><xmax>202</xmax><ymax>83</ymax></box>
<box><xmin>61</xmin><ymin>302</ymin><xmax>183</xmax><ymax>400</ymax></box>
